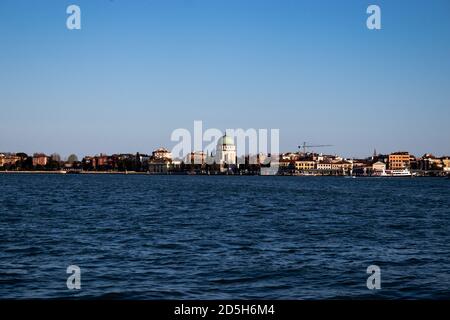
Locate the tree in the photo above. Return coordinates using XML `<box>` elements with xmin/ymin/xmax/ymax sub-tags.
<box><xmin>51</xmin><ymin>153</ymin><xmax>61</xmax><ymax>162</ymax></box>
<box><xmin>16</xmin><ymin>152</ymin><xmax>28</xmax><ymax>159</ymax></box>
<box><xmin>67</xmin><ymin>154</ymin><xmax>79</xmax><ymax>163</ymax></box>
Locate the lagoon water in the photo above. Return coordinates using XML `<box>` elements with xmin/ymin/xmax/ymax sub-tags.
<box><xmin>1</xmin><ymin>174</ymin><xmax>450</xmax><ymax>299</ymax></box>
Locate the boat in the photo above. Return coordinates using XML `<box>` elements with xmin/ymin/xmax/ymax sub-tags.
<box><xmin>373</xmin><ymin>168</ymin><xmax>413</xmax><ymax>177</ymax></box>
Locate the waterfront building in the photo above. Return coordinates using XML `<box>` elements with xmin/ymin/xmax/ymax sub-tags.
<box><xmin>80</xmin><ymin>154</ymin><xmax>113</xmax><ymax>170</ymax></box>
<box><xmin>186</xmin><ymin>151</ymin><xmax>206</xmax><ymax>165</ymax></box>
<box><xmin>442</xmin><ymin>157</ymin><xmax>450</xmax><ymax>172</ymax></box>
<box><xmin>215</xmin><ymin>134</ymin><xmax>236</xmax><ymax>173</ymax></box>
<box><xmin>0</xmin><ymin>153</ymin><xmax>21</xmax><ymax>167</ymax></box>
<box><xmin>388</xmin><ymin>152</ymin><xmax>410</xmax><ymax>170</ymax></box>
<box><xmin>216</xmin><ymin>134</ymin><xmax>236</xmax><ymax>165</ymax></box>
<box><xmin>295</xmin><ymin>160</ymin><xmax>316</xmax><ymax>171</ymax></box>
<box><xmin>147</xmin><ymin>148</ymin><xmax>176</xmax><ymax>174</ymax></box>
<box><xmin>148</xmin><ymin>158</ymin><xmax>182</xmax><ymax>174</ymax></box>
<box><xmin>96</xmin><ymin>154</ymin><xmax>109</xmax><ymax>167</ymax></box>
<box><xmin>316</xmin><ymin>161</ymin><xmax>332</xmax><ymax>171</ymax></box>
<box><xmin>148</xmin><ymin>160</ymin><xmax>172</xmax><ymax>173</ymax></box>
<box><xmin>148</xmin><ymin>148</ymin><xmax>170</xmax><ymax>173</ymax></box>
<box><xmin>278</xmin><ymin>159</ymin><xmax>295</xmax><ymax>174</ymax></box>
<box><xmin>32</xmin><ymin>153</ymin><xmax>49</xmax><ymax>167</ymax></box>
<box><xmin>152</xmin><ymin>148</ymin><xmax>172</xmax><ymax>161</ymax></box>
<box><xmin>331</xmin><ymin>160</ymin><xmax>353</xmax><ymax>172</ymax></box>
<box><xmin>372</xmin><ymin>161</ymin><xmax>386</xmax><ymax>172</ymax></box>
<box><xmin>418</xmin><ymin>154</ymin><xmax>443</xmax><ymax>171</ymax></box>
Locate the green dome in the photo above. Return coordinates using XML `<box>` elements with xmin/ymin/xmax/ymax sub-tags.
<box><xmin>217</xmin><ymin>134</ymin><xmax>235</xmax><ymax>146</ymax></box>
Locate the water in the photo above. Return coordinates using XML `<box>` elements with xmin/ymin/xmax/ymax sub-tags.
<box><xmin>0</xmin><ymin>174</ymin><xmax>450</xmax><ymax>299</ymax></box>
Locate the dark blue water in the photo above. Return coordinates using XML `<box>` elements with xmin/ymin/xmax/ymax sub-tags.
<box><xmin>1</xmin><ymin>174</ymin><xmax>450</xmax><ymax>299</ymax></box>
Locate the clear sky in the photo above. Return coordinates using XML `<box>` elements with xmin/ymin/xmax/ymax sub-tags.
<box><xmin>0</xmin><ymin>0</ymin><xmax>449</xmax><ymax>159</ymax></box>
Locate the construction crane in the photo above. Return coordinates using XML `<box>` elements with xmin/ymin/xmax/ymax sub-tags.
<box><xmin>298</xmin><ymin>142</ymin><xmax>333</xmax><ymax>154</ymax></box>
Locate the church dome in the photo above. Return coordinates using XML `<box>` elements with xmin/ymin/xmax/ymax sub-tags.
<box><xmin>217</xmin><ymin>134</ymin><xmax>235</xmax><ymax>146</ymax></box>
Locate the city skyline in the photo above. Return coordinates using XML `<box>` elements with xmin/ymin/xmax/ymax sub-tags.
<box><xmin>2</xmin><ymin>146</ymin><xmax>449</xmax><ymax>177</ymax></box>
<box><xmin>1</xmin><ymin>144</ymin><xmax>449</xmax><ymax>162</ymax></box>
<box><xmin>1</xmin><ymin>0</ymin><xmax>450</xmax><ymax>158</ymax></box>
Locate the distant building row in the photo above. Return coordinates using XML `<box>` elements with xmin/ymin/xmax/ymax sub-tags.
<box><xmin>1</xmin><ymin>148</ymin><xmax>449</xmax><ymax>175</ymax></box>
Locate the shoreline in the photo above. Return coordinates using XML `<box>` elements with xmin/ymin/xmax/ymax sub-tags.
<box><xmin>0</xmin><ymin>170</ymin><xmax>448</xmax><ymax>177</ymax></box>
<box><xmin>0</xmin><ymin>170</ymin><xmax>150</xmax><ymax>175</ymax></box>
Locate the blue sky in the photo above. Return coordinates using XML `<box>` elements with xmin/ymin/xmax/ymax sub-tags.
<box><xmin>0</xmin><ymin>0</ymin><xmax>449</xmax><ymax>158</ymax></box>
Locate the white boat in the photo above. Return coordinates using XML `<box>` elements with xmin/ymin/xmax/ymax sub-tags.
<box><xmin>374</xmin><ymin>168</ymin><xmax>413</xmax><ymax>177</ymax></box>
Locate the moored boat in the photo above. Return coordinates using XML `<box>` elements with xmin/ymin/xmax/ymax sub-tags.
<box><xmin>373</xmin><ymin>168</ymin><xmax>413</xmax><ymax>177</ymax></box>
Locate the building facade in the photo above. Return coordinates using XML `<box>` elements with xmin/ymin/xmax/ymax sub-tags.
<box><xmin>186</xmin><ymin>151</ymin><xmax>206</xmax><ymax>165</ymax></box>
<box><xmin>316</xmin><ymin>161</ymin><xmax>332</xmax><ymax>170</ymax></box>
<box><xmin>372</xmin><ymin>161</ymin><xmax>386</xmax><ymax>172</ymax></box>
<box><xmin>216</xmin><ymin>134</ymin><xmax>236</xmax><ymax>165</ymax></box>
<box><xmin>295</xmin><ymin>160</ymin><xmax>315</xmax><ymax>171</ymax></box>
<box><xmin>152</xmin><ymin>148</ymin><xmax>172</xmax><ymax>161</ymax></box>
<box><xmin>388</xmin><ymin>152</ymin><xmax>410</xmax><ymax>169</ymax></box>
<box><xmin>32</xmin><ymin>153</ymin><xmax>49</xmax><ymax>167</ymax></box>
<box><xmin>0</xmin><ymin>153</ymin><xmax>21</xmax><ymax>167</ymax></box>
